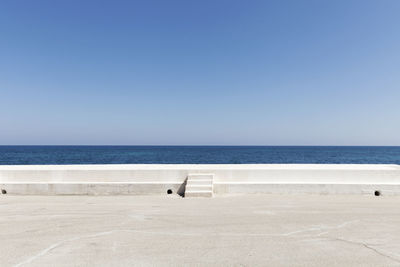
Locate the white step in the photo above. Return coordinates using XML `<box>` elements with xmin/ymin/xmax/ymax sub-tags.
<box><xmin>186</xmin><ymin>180</ymin><xmax>213</xmax><ymax>186</ymax></box>
<box><xmin>187</xmin><ymin>174</ymin><xmax>214</xmax><ymax>180</ymax></box>
<box><xmin>185</xmin><ymin>191</ymin><xmax>213</xmax><ymax>198</ymax></box>
<box><xmin>185</xmin><ymin>185</ymin><xmax>213</xmax><ymax>191</ymax></box>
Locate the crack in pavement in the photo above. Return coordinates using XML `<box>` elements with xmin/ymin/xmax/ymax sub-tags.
<box><xmin>330</xmin><ymin>237</ymin><xmax>400</xmax><ymax>264</ymax></box>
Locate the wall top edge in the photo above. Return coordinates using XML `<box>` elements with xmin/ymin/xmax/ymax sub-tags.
<box><xmin>0</xmin><ymin>164</ymin><xmax>398</xmax><ymax>171</ymax></box>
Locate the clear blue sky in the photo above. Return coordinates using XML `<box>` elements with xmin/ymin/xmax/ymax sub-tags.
<box><xmin>1</xmin><ymin>0</ymin><xmax>399</xmax><ymax>145</ymax></box>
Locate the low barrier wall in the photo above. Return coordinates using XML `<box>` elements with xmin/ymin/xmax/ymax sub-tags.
<box><xmin>1</xmin><ymin>164</ymin><xmax>400</xmax><ymax>195</ymax></box>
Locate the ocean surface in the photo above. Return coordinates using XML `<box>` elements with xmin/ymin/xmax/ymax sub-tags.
<box><xmin>0</xmin><ymin>146</ymin><xmax>399</xmax><ymax>165</ymax></box>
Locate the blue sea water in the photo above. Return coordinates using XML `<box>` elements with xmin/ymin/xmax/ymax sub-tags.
<box><xmin>0</xmin><ymin>146</ymin><xmax>399</xmax><ymax>165</ymax></box>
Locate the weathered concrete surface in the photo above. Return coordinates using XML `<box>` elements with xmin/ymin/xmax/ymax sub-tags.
<box><xmin>1</xmin><ymin>194</ymin><xmax>400</xmax><ymax>266</ymax></box>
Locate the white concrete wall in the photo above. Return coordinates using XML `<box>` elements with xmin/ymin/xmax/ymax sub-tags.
<box><xmin>1</xmin><ymin>164</ymin><xmax>400</xmax><ymax>195</ymax></box>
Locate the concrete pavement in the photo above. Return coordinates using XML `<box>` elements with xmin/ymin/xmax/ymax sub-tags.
<box><xmin>1</xmin><ymin>194</ymin><xmax>400</xmax><ymax>266</ymax></box>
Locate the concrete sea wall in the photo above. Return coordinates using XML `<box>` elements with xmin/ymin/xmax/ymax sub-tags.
<box><xmin>1</xmin><ymin>164</ymin><xmax>400</xmax><ymax>195</ymax></box>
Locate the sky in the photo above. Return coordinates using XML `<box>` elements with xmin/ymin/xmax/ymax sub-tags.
<box><xmin>0</xmin><ymin>0</ymin><xmax>399</xmax><ymax>145</ymax></box>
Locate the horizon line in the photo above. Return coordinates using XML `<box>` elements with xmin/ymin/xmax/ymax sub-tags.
<box><xmin>1</xmin><ymin>145</ymin><xmax>400</xmax><ymax>147</ymax></box>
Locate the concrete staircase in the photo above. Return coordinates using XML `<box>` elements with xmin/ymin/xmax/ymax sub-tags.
<box><xmin>184</xmin><ymin>173</ymin><xmax>214</xmax><ymax>198</ymax></box>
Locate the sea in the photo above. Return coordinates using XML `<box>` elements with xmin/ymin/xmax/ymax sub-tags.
<box><xmin>0</xmin><ymin>146</ymin><xmax>399</xmax><ymax>165</ymax></box>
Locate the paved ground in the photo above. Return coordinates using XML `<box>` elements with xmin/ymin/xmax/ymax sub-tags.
<box><xmin>1</xmin><ymin>194</ymin><xmax>400</xmax><ymax>267</ymax></box>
